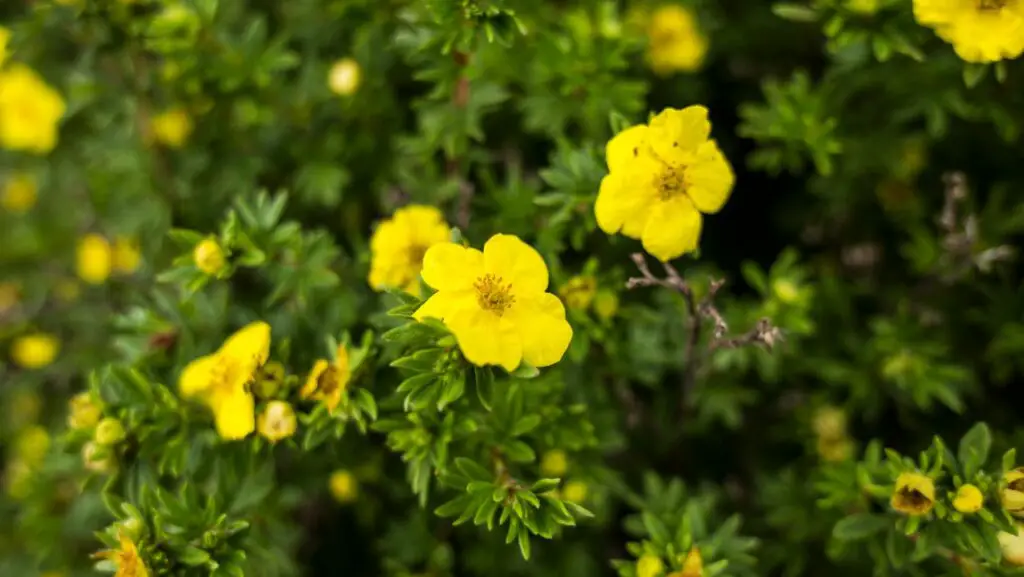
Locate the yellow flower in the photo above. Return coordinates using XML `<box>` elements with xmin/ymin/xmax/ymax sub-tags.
<box><xmin>368</xmin><ymin>205</ymin><xmax>451</xmax><ymax>294</ymax></box>
<box><xmin>11</xmin><ymin>333</ymin><xmax>59</xmax><ymax>369</ymax></box>
<box><xmin>0</xmin><ymin>281</ymin><xmax>18</xmax><ymax>313</ymax></box>
<box><xmin>0</xmin><ymin>64</ymin><xmax>66</xmax><ymax>154</ymax></box>
<box><xmin>94</xmin><ymin>532</ymin><xmax>150</xmax><ymax>577</ymax></box>
<box><xmin>301</xmin><ymin>344</ymin><xmax>351</xmax><ymax>413</ymax></box>
<box><xmin>562</xmin><ymin>480</ymin><xmax>588</xmax><ymax>504</ymax></box>
<box><xmin>913</xmin><ymin>0</ymin><xmax>1024</xmax><ymax>63</ymax></box>
<box><xmin>595</xmin><ymin>106</ymin><xmax>735</xmax><ymax>262</ymax></box>
<box><xmin>2</xmin><ymin>173</ymin><xmax>37</xmax><ymax>213</ymax></box>
<box><xmin>82</xmin><ymin>441</ymin><xmax>116</xmax><ymax>474</ymax></box>
<box><xmin>4</xmin><ymin>459</ymin><xmax>31</xmax><ymax>499</ymax></box>
<box><xmin>95</xmin><ymin>417</ymin><xmax>127</xmax><ymax>445</ymax></box>
<box><xmin>999</xmin><ymin>523</ymin><xmax>1024</xmax><ymax>565</ymax></box>
<box><xmin>559</xmin><ymin>275</ymin><xmax>597</xmax><ymax>311</ymax></box>
<box><xmin>329</xmin><ymin>469</ymin><xmax>358</xmax><ymax>503</ymax></box>
<box><xmin>816</xmin><ymin>435</ymin><xmax>853</xmax><ymax>463</ymax></box>
<box><xmin>149</xmin><ymin>107</ymin><xmax>193</xmax><ymax>148</ymax></box>
<box><xmin>953</xmin><ymin>484</ymin><xmax>984</xmax><ymax>514</ymax></box>
<box><xmin>256</xmin><ymin>400</ymin><xmax>297</xmax><ymax>443</ymax></box>
<box><xmin>637</xmin><ymin>554</ymin><xmax>665</xmax><ymax>577</ymax></box>
<box><xmin>679</xmin><ymin>547</ymin><xmax>703</xmax><ymax>577</ymax></box>
<box><xmin>647</xmin><ymin>5</ymin><xmax>708</xmax><ymax>75</ymax></box>
<box><xmin>812</xmin><ymin>406</ymin><xmax>847</xmax><ymax>440</ymax></box>
<box><xmin>69</xmin><ymin>391</ymin><xmax>103</xmax><ymax>430</ymax></box>
<box><xmin>1002</xmin><ymin>468</ymin><xmax>1024</xmax><ymax>516</ymax></box>
<box><xmin>328</xmin><ymin>58</ymin><xmax>361</xmax><ymax>96</ymax></box>
<box><xmin>540</xmin><ymin>449</ymin><xmax>569</xmax><ymax>477</ymax></box>
<box><xmin>193</xmin><ymin>237</ymin><xmax>227</xmax><ymax>275</ymax></box>
<box><xmin>77</xmin><ymin>234</ymin><xmax>113</xmax><ymax>284</ymax></box>
<box><xmin>847</xmin><ymin>0</ymin><xmax>881</xmax><ymax>14</ymax></box>
<box><xmin>593</xmin><ymin>289</ymin><xmax>619</xmax><ymax>320</ymax></box>
<box><xmin>178</xmin><ymin>321</ymin><xmax>271</xmax><ymax>440</ymax></box>
<box><xmin>113</xmin><ymin>236</ymin><xmax>141</xmax><ymax>274</ymax></box>
<box><xmin>891</xmin><ymin>472</ymin><xmax>936</xmax><ymax>516</ymax></box>
<box><xmin>15</xmin><ymin>425</ymin><xmax>50</xmax><ymax>465</ymax></box>
<box><xmin>413</xmin><ymin>234</ymin><xmax>574</xmax><ymax>372</ymax></box>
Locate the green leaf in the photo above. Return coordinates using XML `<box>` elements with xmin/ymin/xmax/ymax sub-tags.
<box><xmin>474</xmin><ymin>367</ymin><xmax>494</xmax><ymax>411</ymax></box>
<box><xmin>511</xmin><ymin>415</ymin><xmax>542</xmax><ymax>436</ymax></box>
<box><xmin>504</xmin><ymin>441</ymin><xmax>536</xmax><ymax>463</ymax></box>
<box><xmin>455</xmin><ymin>457</ymin><xmax>493</xmax><ymax>481</ymax></box>
<box><xmin>958</xmin><ymin>422</ymin><xmax>992</xmax><ymax>476</ymax></box>
<box><xmin>832</xmin><ymin>514</ymin><xmax>889</xmax><ymax>541</ymax></box>
<box><xmin>642</xmin><ymin>512</ymin><xmax>671</xmax><ymax>545</ymax></box>
<box><xmin>771</xmin><ymin>3</ymin><xmax>818</xmax><ymax>21</ymax></box>
<box><xmin>179</xmin><ymin>546</ymin><xmax>212</xmax><ymax>566</ymax></box>
<box><xmin>963</xmin><ymin>63</ymin><xmax>988</xmax><ymax>88</ymax></box>
<box><xmin>531</xmin><ymin>478</ymin><xmax>560</xmax><ymax>493</ymax></box>
<box><xmin>510</xmin><ymin>363</ymin><xmax>540</xmax><ymax>379</ymax></box>
<box><xmin>517</xmin><ymin>530</ymin><xmax>531</xmax><ymax>560</ymax></box>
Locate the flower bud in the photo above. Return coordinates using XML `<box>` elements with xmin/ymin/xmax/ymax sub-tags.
<box><xmin>68</xmin><ymin>392</ymin><xmax>103</xmax><ymax>430</ymax></box>
<box><xmin>953</xmin><ymin>484</ymin><xmax>984</xmax><ymax>514</ymax></box>
<box><xmin>256</xmin><ymin>401</ymin><xmax>297</xmax><ymax>443</ymax></box>
<box><xmin>1002</xmin><ymin>469</ymin><xmax>1024</xmax><ymax>516</ymax></box>
<box><xmin>95</xmin><ymin>417</ymin><xmax>127</xmax><ymax>445</ymax></box>
<box><xmin>540</xmin><ymin>449</ymin><xmax>569</xmax><ymax>477</ymax></box>
<box><xmin>82</xmin><ymin>441</ymin><xmax>116</xmax><ymax>474</ymax></box>
<box><xmin>559</xmin><ymin>275</ymin><xmax>597</xmax><ymax>311</ymax></box>
<box><xmin>812</xmin><ymin>406</ymin><xmax>847</xmax><ymax>440</ymax></box>
<box><xmin>330</xmin><ymin>469</ymin><xmax>358</xmax><ymax>504</ymax></box>
<box><xmin>328</xmin><ymin>58</ymin><xmax>361</xmax><ymax>96</ymax></box>
<box><xmin>594</xmin><ymin>289</ymin><xmax>619</xmax><ymax>320</ymax></box>
<box><xmin>1000</xmin><ymin>524</ymin><xmax>1024</xmax><ymax>566</ymax></box>
<box><xmin>253</xmin><ymin>361</ymin><xmax>285</xmax><ymax>399</ymax></box>
<box><xmin>193</xmin><ymin>237</ymin><xmax>226</xmax><ymax>275</ymax></box>
<box><xmin>562</xmin><ymin>480</ymin><xmax>589</xmax><ymax>504</ymax></box>
<box><xmin>637</xmin><ymin>554</ymin><xmax>664</xmax><ymax>577</ymax></box>
<box><xmin>890</xmin><ymin>472</ymin><xmax>935</xmax><ymax>516</ymax></box>
<box><xmin>119</xmin><ymin>517</ymin><xmax>145</xmax><ymax>542</ymax></box>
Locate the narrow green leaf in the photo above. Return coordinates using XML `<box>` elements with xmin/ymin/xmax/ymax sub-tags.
<box><xmin>832</xmin><ymin>514</ymin><xmax>889</xmax><ymax>541</ymax></box>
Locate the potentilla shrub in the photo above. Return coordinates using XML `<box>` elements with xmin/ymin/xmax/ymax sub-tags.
<box><xmin>3</xmin><ymin>2</ymin><xmax>1024</xmax><ymax>577</ymax></box>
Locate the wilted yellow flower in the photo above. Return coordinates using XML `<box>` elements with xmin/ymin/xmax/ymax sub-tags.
<box><xmin>150</xmin><ymin>107</ymin><xmax>193</xmax><ymax>148</ymax></box>
<box><xmin>368</xmin><ymin>205</ymin><xmax>451</xmax><ymax>295</ymax></box>
<box><xmin>913</xmin><ymin>0</ymin><xmax>1024</xmax><ymax>63</ymax></box>
<box><xmin>559</xmin><ymin>275</ymin><xmax>597</xmax><ymax>311</ymax></box>
<box><xmin>678</xmin><ymin>547</ymin><xmax>703</xmax><ymax>577</ymax></box>
<box><xmin>0</xmin><ymin>64</ymin><xmax>66</xmax><ymax>154</ymax></box>
<box><xmin>178</xmin><ymin>321</ymin><xmax>271</xmax><ymax>440</ymax></box>
<box><xmin>953</xmin><ymin>484</ymin><xmax>984</xmax><ymax>514</ymax></box>
<box><xmin>999</xmin><ymin>523</ymin><xmax>1024</xmax><ymax>565</ymax></box>
<box><xmin>301</xmin><ymin>344</ymin><xmax>351</xmax><ymax>413</ymax></box>
<box><xmin>540</xmin><ymin>449</ymin><xmax>569</xmax><ymax>477</ymax></box>
<box><xmin>2</xmin><ymin>173</ymin><xmax>37</xmax><ymax>213</ymax></box>
<box><xmin>69</xmin><ymin>391</ymin><xmax>103</xmax><ymax>430</ymax></box>
<box><xmin>329</xmin><ymin>469</ymin><xmax>358</xmax><ymax>503</ymax></box>
<box><xmin>82</xmin><ymin>441</ymin><xmax>116</xmax><ymax>473</ymax></box>
<box><xmin>11</xmin><ymin>333</ymin><xmax>59</xmax><ymax>369</ymax></box>
<box><xmin>95</xmin><ymin>417</ymin><xmax>127</xmax><ymax>446</ymax></box>
<box><xmin>847</xmin><ymin>0</ymin><xmax>881</xmax><ymax>14</ymax></box>
<box><xmin>328</xmin><ymin>58</ymin><xmax>361</xmax><ymax>96</ymax></box>
<box><xmin>0</xmin><ymin>281</ymin><xmax>18</xmax><ymax>313</ymax></box>
<box><xmin>637</xmin><ymin>554</ymin><xmax>665</xmax><ymax>577</ymax></box>
<box><xmin>593</xmin><ymin>289</ymin><xmax>619</xmax><ymax>320</ymax></box>
<box><xmin>193</xmin><ymin>237</ymin><xmax>227</xmax><ymax>275</ymax></box>
<box><xmin>562</xmin><ymin>480</ymin><xmax>589</xmax><ymax>504</ymax></box>
<box><xmin>595</xmin><ymin>106</ymin><xmax>735</xmax><ymax>262</ymax></box>
<box><xmin>93</xmin><ymin>532</ymin><xmax>150</xmax><ymax>577</ymax></box>
<box><xmin>112</xmin><ymin>236</ymin><xmax>141</xmax><ymax>274</ymax></box>
<box><xmin>1002</xmin><ymin>468</ymin><xmax>1024</xmax><ymax>516</ymax></box>
<box><xmin>414</xmin><ymin>234</ymin><xmax>573</xmax><ymax>371</ymax></box>
<box><xmin>77</xmin><ymin>234</ymin><xmax>113</xmax><ymax>284</ymax></box>
<box><xmin>15</xmin><ymin>425</ymin><xmax>50</xmax><ymax>465</ymax></box>
<box><xmin>891</xmin><ymin>472</ymin><xmax>935</xmax><ymax>516</ymax></box>
<box><xmin>647</xmin><ymin>5</ymin><xmax>708</xmax><ymax>75</ymax></box>
<box><xmin>257</xmin><ymin>400</ymin><xmax>297</xmax><ymax>443</ymax></box>
<box><xmin>812</xmin><ymin>406</ymin><xmax>848</xmax><ymax>440</ymax></box>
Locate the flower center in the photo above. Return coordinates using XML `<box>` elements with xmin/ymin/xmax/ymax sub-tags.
<box><xmin>895</xmin><ymin>488</ymin><xmax>930</xmax><ymax>511</ymax></box>
<box><xmin>655</xmin><ymin>165</ymin><xmax>687</xmax><ymax>200</ymax></box>
<box><xmin>315</xmin><ymin>365</ymin><xmax>343</xmax><ymax>396</ymax></box>
<box><xmin>474</xmin><ymin>273</ymin><xmax>515</xmax><ymax>315</ymax></box>
<box><xmin>408</xmin><ymin>244</ymin><xmax>428</xmax><ymax>267</ymax></box>
<box><xmin>977</xmin><ymin>0</ymin><xmax>1008</xmax><ymax>9</ymax></box>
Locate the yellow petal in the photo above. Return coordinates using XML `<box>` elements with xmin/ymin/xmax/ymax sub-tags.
<box><xmin>220</xmin><ymin>321</ymin><xmax>271</xmax><ymax>366</ymax></box>
<box><xmin>447</xmin><ymin>308</ymin><xmax>522</xmax><ymax>371</ymax></box>
<box><xmin>482</xmin><ymin>234</ymin><xmax>549</xmax><ymax>296</ymax></box>
<box><xmin>912</xmin><ymin>0</ymin><xmax>966</xmax><ymax>26</ymax></box>
<box><xmin>942</xmin><ymin>10</ymin><xmax>1024</xmax><ymax>63</ymax></box>
<box><xmin>420</xmin><ymin>243</ymin><xmax>485</xmax><ymax>291</ymax></box>
<box><xmin>179</xmin><ymin>354</ymin><xmax>218</xmax><ymax>398</ymax></box>
<box><xmin>606</xmin><ymin>125</ymin><xmax>651</xmax><ymax>173</ymax></box>
<box><xmin>400</xmin><ymin>205</ymin><xmax>451</xmax><ymax>247</ymax></box>
<box><xmin>648</xmin><ymin>105</ymin><xmax>711</xmax><ymax>163</ymax></box>
<box><xmin>641</xmin><ymin>196</ymin><xmax>702</xmax><ymax>262</ymax></box>
<box><xmin>595</xmin><ymin>172</ymin><xmax>657</xmax><ymax>239</ymax></box>
<box><xmin>301</xmin><ymin>360</ymin><xmax>329</xmax><ymax>399</ymax></box>
<box><xmin>413</xmin><ymin>289</ymin><xmax>476</xmax><ymax>323</ymax></box>
<box><xmin>211</xmin><ymin>388</ymin><xmax>255</xmax><ymax>440</ymax></box>
<box><xmin>685</xmin><ymin>140</ymin><xmax>735</xmax><ymax>214</ymax></box>
<box><xmin>511</xmin><ymin>293</ymin><xmax>573</xmax><ymax>368</ymax></box>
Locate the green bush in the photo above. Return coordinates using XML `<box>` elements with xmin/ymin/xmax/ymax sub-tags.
<box><xmin>3</xmin><ymin>1</ymin><xmax>1024</xmax><ymax>576</ymax></box>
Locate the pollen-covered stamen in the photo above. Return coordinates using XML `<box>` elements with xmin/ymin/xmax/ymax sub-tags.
<box><xmin>655</xmin><ymin>165</ymin><xmax>688</xmax><ymax>200</ymax></box>
<box><xmin>474</xmin><ymin>273</ymin><xmax>515</xmax><ymax>315</ymax></box>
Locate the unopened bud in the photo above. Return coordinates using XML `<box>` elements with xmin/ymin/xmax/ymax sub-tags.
<box><xmin>95</xmin><ymin>417</ymin><xmax>126</xmax><ymax>445</ymax></box>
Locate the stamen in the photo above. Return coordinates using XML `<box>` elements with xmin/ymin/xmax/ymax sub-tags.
<box><xmin>474</xmin><ymin>273</ymin><xmax>515</xmax><ymax>315</ymax></box>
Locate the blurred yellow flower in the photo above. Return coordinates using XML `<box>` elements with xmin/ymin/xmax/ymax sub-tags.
<box><xmin>257</xmin><ymin>400</ymin><xmax>297</xmax><ymax>443</ymax></box>
<box><xmin>82</xmin><ymin>441</ymin><xmax>116</xmax><ymax>473</ymax></box>
<box><xmin>4</xmin><ymin>459</ymin><xmax>32</xmax><ymax>499</ymax></box>
<box><xmin>679</xmin><ymin>547</ymin><xmax>703</xmax><ymax>577</ymax></box>
<box><xmin>812</xmin><ymin>405</ymin><xmax>847</xmax><ymax>440</ymax></box>
<box><xmin>0</xmin><ymin>64</ymin><xmax>66</xmax><ymax>154</ymax></box>
<box><xmin>329</xmin><ymin>469</ymin><xmax>358</xmax><ymax>503</ymax></box>
<box><xmin>559</xmin><ymin>275</ymin><xmax>597</xmax><ymax>311</ymax></box>
<box><xmin>637</xmin><ymin>554</ymin><xmax>665</xmax><ymax>577</ymax></box>
<box><xmin>69</xmin><ymin>391</ymin><xmax>103</xmax><ymax>430</ymax></box>
<box><xmin>816</xmin><ymin>435</ymin><xmax>853</xmax><ymax>462</ymax></box>
<box><xmin>15</xmin><ymin>425</ymin><xmax>50</xmax><ymax>465</ymax></box>
<box><xmin>847</xmin><ymin>0</ymin><xmax>881</xmax><ymax>14</ymax></box>
<box><xmin>178</xmin><ymin>321</ymin><xmax>271</xmax><ymax>440</ymax></box>
<box><xmin>11</xmin><ymin>332</ymin><xmax>59</xmax><ymax>369</ymax></box>
<box><xmin>562</xmin><ymin>480</ymin><xmax>588</xmax><ymax>503</ymax></box>
<box><xmin>414</xmin><ymin>234</ymin><xmax>573</xmax><ymax>372</ymax></box>
<box><xmin>540</xmin><ymin>449</ymin><xmax>569</xmax><ymax>477</ymax></box>
<box><xmin>913</xmin><ymin>0</ymin><xmax>1024</xmax><ymax>63</ymax></box>
<box><xmin>999</xmin><ymin>523</ymin><xmax>1024</xmax><ymax>565</ymax></box>
<box><xmin>328</xmin><ymin>58</ymin><xmax>361</xmax><ymax>96</ymax></box>
<box><xmin>301</xmin><ymin>344</ymin><xmax>351</xmax><ymax>413</ymax></box>
<box><xmin>891</xmin><ymin>472</ymin><xmax>935</xmax><ymax>515</ymax></box>
<box><xmin>368</xmin><ymin>205</ymin><xmax>450</xmax><ymax>294</ymax></box>
<box><xmin>647</xmin><ymin>4</ymin><xmax>708</xmax><ymax>75</ymax></box>
<box><xmin>193</xmin><ymin>237</ymin><xmax>227</xmax><ymax>275</ymax></box>
<box><xmin>93</xmin><ymin>532</ymin><xmax>150</xmax><ymax>577</ymax></box>
<box><xmin>2</xmin><ymin>173</ymin><xmax>37</xmax><ymax>213</ymax></box>
<box><xmin>596</xmin><ymin>106</ymin><xmax>735</xmax><ymax>262</ymax></box>
<box><xmin>113</xmin><ymin>236</ymin><xmax>142</xmax><ymax>274</ymax></box>
<box><xmin>77</xmin><ymin>233</ymin><xmax>113</xmax><ymax>284</ymax></box>
<box><xmin>95</xmin><ymin>417</ymin><xmax>127</xmax><ymax>445</ymax></box>
<box><xmin>953</xmin><ymin>483</ymin><xmax>984</xmax><ymax>514</ymax></box>
<box><xmin>150</xmin><ymin>107</ymin><xmax>193</xmax><ymax>148</ymax></box>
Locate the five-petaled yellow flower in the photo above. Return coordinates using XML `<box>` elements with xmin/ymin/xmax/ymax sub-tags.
<box><xmin>368</xmin><ymin>205</ymin><xmax>451</xmax><ymax>295</ymax></box>
<box><xmin>596</xmin><ymin>106</ymin><xmax>735</xmax><ymax>262</ymax></box>
<box><xmin>301</xmin><ymin>344</ymin><xmax>351</xmax><ymax>413</ymax></box>
<box><xmin>891</xmin><ymin>472</ymin><xmax>936</xmax><ymax>516</ymax></box>
<box><xmin>0</xmin><ymin>64</ymin><xmax>66</xmax><ymax>154</ymax></box>
<box><xmin>647</xmin><ymin>5</ymin><xmax>708</xmax><ymax>75</ymax></box>
<box><xmin>413</xmin><ymin>234</ymin><xmax>573</xmax><ymax>372</ymax></box>
<box><xmin>179</xmin><ymin>321</ymin><xmax>271</xmax><ymax>440</ymax></box>
<box><xmin>94</xmin><ymin>532</ymin><xmax>149</xmax><ymax>577</ymax></box>
<box><xmin>913</xmin><ymin>0</ymin><xmax>1024</xmax><ymax>63</ymax></box>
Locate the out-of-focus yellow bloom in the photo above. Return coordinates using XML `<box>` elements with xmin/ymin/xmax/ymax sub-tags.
<box><xmin>328</xmin><ymin>58</ymin><xmax>361</xmax><ymax>96</ymax></box>
<box><xmin>15</xmin><ymin>425</ymin><xmax>50</xmax><ymax>465</ymax></box>
<box><xmin>816</xmin><ymin>435</ymin><xmax>853</xmax><ymax>462</ymax></box>
<box><xmin>953</xmin><ymin>484</ymin><xmax>984</xmax><ymax>514</ymax></box>
<box><xmin>812</xmin><ymin>406</ymin><xmax>847</xmax><ymax>440</ymax></box>
<box><xmin>77</xmin><ymin>234</ymin><xmax>113</xmax><ymax>284</ymax></box>
<box><xmin>2</xmin><ymin>173</ymin><xmax>37</xmax><ymax>213</ymax></box>
<box><xmin>0</xmin><ymin>64</ymin><xmax>66</xmax><ymax>154</ymax></box>
<box><xmin>559</xmin><ymin>275</ymin><xmax>597</xmax><ymax>311</ymax></box>
<box><xmin>891</xmin><ymin>472</ymin><xmax>935</xmax><ymax>516</ymax></box>
<box><xmin>256</xmin><ymin>400</ymin><xmax>297</xmax><ymax>443</ymax></box>
<box><xmin>69</xmin><ymin>391</ymin><xmax>103</xmax><ymax>430</ymax></box>
<box><xmin>82</xmin><ymin>441</ymin><xmax>116</xmax><ymax>473</ymax></box>
<box><xmin>999</xmin><ymin>523</ymin><xmax>1024</xmax><ymax>565</ymax></box>
<box><xmin>540</xmin><ymin>449</ymin><xmax>569</xmax><ymax>477</ymax></box>
<box><xmin>253</xmin><ymin>361</ymin><xmax>285</xmax><ymax>398</ymax></box>
<box><xmin>596</xmin><ymin>106</ymin><xmax>735</xmax><ymax>262</ymax></box>
<box><xmin>678</xmin><ymin>547</ymin><xmax>703</xmax><ymax>577</ymax></box>
<box><xmin>913</xmin><ymin>0</ymin><xmax>1024</xmax><ymax>63</ymax></box>
<box><xmin>562</xmin><ymin>480</ymin><xmax>589</xmax><ymax>503</ymax></box>
<box><xmin>7</xmin><ymin>389</ymin><xmax>41</xmax><ymax>430</ymax></box>
<box><xmin>4</xmin><ymin>459</ymin><xmax>32</xmax><ymax>499</ymax></box>
<box><xmin>193</xmin><ymin>237</ymin><xmax>226</xmax><ymax>275</ymax></box>
<box><xmin>11</xmin><ymin>333</ymin><xmax>59</xmax><ymax>369</ymax></box>
<box><xmin>1002</xmin><ymin>468</ymin><xmax>1024</xmax><ymax>516</ymax></box>
<box><xmin>178</xmin><ymin>321</ymin><xmax>271</xmax><ymax>440</ymax></box>
<box><xmin>113</xmin><ymin>236</ymin><xmax>142</xmax><ymax>274</ymax></box>
<box><xmin>637</xmin><ymin>554</ymin><xmax>665</xmax><ymax>577</ymax></box>
<box><xmin>847</xmin><ymin>0</ymin><xmax>881</xmax><ymax>14</ymax></box>
<box><xmin>647</xmin><ymin>5</ymin><xmax>708</xmax><ymax>75</ymax></box>
<box><xmin>772</xmin><ymin>278</ymin><xmax>801</xmax><ymax>305</ymax></box>
<box><xmin>149</xmin><ymin>107</ymin><xmax>193</xmax><ymax>148</ymax></box>
<box><xmin>95</xmin><ymin>417</ymin><xmax>127</xmax><ymax>445</ymax></box>
<box><xmin>414</xmin><ymin>234</ymin><xmax>573</xmax><ymax>371</ymax></box>
<box><xmin>93</xmin><ymin>532</ymin><xmax>150</xmax><ymax>577</ymax></box>
<box><xmin>55</xmin><ymin>279</ymin><xmax>81</xmax><ymax>302</ymax></box>
<box><xmin>301</xmin><ymin>344</ymin><xmax>351</xmax><ymax>413</ymax></box>
<box><xmin>329</xmin><ymin>469</ymin><xmax>358</xmax><ymax>503</ymax></box>
<box><xmin>368</xmin><ymin>205</ymin><xmax>451</xmax><ymax>295</ymax></box>
<box><xmin>0</xmin><ymin>281</ymin><xmax>18</xmax><ymax>313</ymax></box>
<box><xmin>593</xmin><ymin>289</ymin><xmax>620</xmax><ymax>320</ymax></box>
